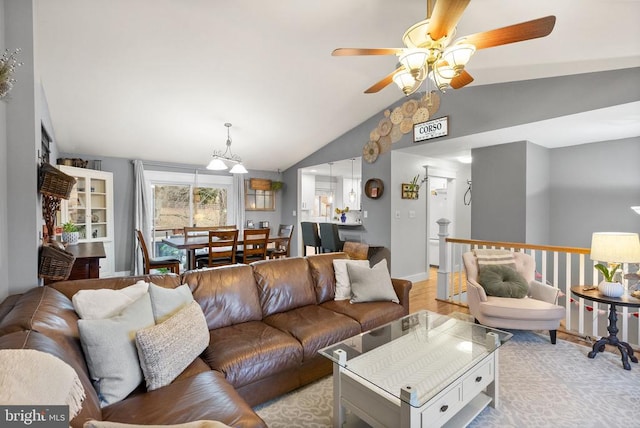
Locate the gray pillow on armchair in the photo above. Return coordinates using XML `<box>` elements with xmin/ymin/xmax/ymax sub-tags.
<box><xmin>478</xmin><ymin>264</ymin><xmax>529</xmax><ymax>298</ymax></box>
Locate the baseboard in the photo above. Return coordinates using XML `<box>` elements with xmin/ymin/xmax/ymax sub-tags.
<box><xmin>400</xmin><ymin>272</ymin><xmax>429</xmax><ymax>283</ymax></box>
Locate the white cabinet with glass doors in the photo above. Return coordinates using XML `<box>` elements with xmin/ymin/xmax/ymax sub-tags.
<box><xmin>58</xmin><ymin>165</ymin><xmax>115</xmax><ymax>277</ymax></box>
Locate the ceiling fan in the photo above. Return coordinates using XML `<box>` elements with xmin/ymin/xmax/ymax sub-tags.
<box><xmin>332</xmin><ymin>0</ymin><xmax>556</xmax><ymax>96</ymax></box>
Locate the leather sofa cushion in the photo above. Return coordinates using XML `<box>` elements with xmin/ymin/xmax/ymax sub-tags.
<box><xmin>0</xmin><ymin>286</ymin><xmax>80</xmax><ymax>338</ymax></box>
<box><xmin>264</xmin><ymin>306</ymin><xmax>360</xmax><ymax>361</ymax></box>
<box><xmin>252</xmin><ymin>258</ymin><xmax>317</xmax><ymax>317</ymax></box>
<box><xmin>0</xmin><ymin>330</ymin><xmax>102</xmax><ymax>428</ymax></box>
<box><xmin>101</xmin><ymin>370</ymin><xmax>266</xmax><ymax>428</ymax></box>
<box><xmin>203</xmin><ymin>321</ymin><xmax>302</xmax><ymax>388</ymax></box>
<box><xmin>321</xmin><ymin>300</ymin><xmax>407</xmax><ymax>331</ymax></box>
<box><xmin>307</xmin><ymin>252</ymin><xmax>348</xmax><ymax>303</ymax></box>
<box><xmin>51</xmin><ymin>275</ymin><xmax>181</xmax><ymax>300</ymax></box>
<box><xmin>183</xmin><ymin>265</ymin><xmax>262</xmax><ymax>330</ymax></box>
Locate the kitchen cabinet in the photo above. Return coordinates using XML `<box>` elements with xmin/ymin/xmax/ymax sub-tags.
<box><xmin>58</xmin><ymin>165</ymin><xmax>115</xmax><ymax>277</ymax></box>
<box><xmin>301</xmin><ymin>174</ymin><xmax>315</xmax><ymax>210</ymax></box>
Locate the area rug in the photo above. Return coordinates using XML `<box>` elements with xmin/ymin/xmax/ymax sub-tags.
<box><xmin>254</xmin><ymin>331</ymin><xmax>640</xmax><ymax>427</ymax></box>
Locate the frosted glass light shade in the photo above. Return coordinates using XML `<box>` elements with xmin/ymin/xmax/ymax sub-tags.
<box><xmin>229</xmin><ymin>163</ymin><xmax>248</xmax><ymax>174</ymax></box>
<box><xmin>207</xmin><ymin>158</ymin><xmax>228</xmax><ymax>170</ymax></box>
<box><xmin>443</xmin><ymin>43</ymin><xmax>476</xmax><ymax>70</ymax></box>
<box><xmin>590</xmin><ymin>232</ymin><xmax>640</xmax><ymax>263</ymax></box>
<box><xmin>393</xmin><ymin>70</ymin><xmax>417</xmax><ymax>92</ymax></box>
<box><xmin>398</xmin><ymin>49</ymin><xmax>429</xmax><ymax>74</ymax></box>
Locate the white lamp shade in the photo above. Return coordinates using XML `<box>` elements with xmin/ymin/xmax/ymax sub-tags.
<box><xmin>393</xmin><ymin>70</ymin><xmax>417</xmax><ymax>92</ymax></box>
<box><xmin>398</xmin><ymin>49</ymin><xmax>429</xmax><ymax>74</ymax></box>
<box><xmin>206</xmin><ymin>158</ymin><xmax>228</xmax><ymax>170</ymax></box>
<box><xmin>229</xmin><ymin>163</ymin><xmax>248</xmax><ymax>174</ymax></box>
<box><xmin>443</xmin><ymin>43</ymin><xmax>476</xmax><ymax>69</ymax></box>
<box><xmin>428</xmin><ymin>63</ymin><xmax>454</xmax><ymax>90</ymax></box>
<box><xmin>590</xmin><ymin>232</ymin><xmax>640</xmax><ymax>263</ymax></box>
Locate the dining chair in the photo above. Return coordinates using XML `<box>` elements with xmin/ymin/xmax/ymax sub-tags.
<box><xmin>343</xmin><ymin>241</ymin><xmax>369</xmax><ymax>260</ymax></box>
<box><xmin>185</xmin><ymin>225</ymin><xmax>238</xmax><ymax>255</ymax></box>
<box><xmin>301</xmin><ymin>222</ymin><xmax>322</xmax><ymax>256</ymax></box>
<box><xmin>135</xmin><ymin>229</ymin><xmax>181</xmax><ymax>274</ymax></box>
<box><xmin>319</xmin><ymin>223</ymin><xmax>344</xmax><ymax>253</ymax></box>
<box><xmin>237</xmin><ymin>228</ymin><xmax>269</xmax><ymax>264</ymax></box>
<box><xmin>267</xmin><ymin>224</ymin><xmax>294</xmax><ymax>259</ymax></box>
<box><xmin>195</xmin><ymin>229</ymin><xmax>239</xmax><ymax>268</ymax></box>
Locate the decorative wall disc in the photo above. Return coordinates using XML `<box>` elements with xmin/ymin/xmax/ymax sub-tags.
<box><xmin>390</xmin><ymin>126</ymin><xmax>402</xmax><ymax>143</ymax></box>
<box><xmin>412</xmin><ymin>107</ymin><xmax>430</xmax><ymax>124</ymax></box>
<box><xmin>363</xmin><ymin>141</ymin><xmax>380</xmax><ymax>163</ymax></box>
<box><xmin>390</xmin><ymin>107</ymin><xmax>404</xmax><ymax>125</ymax></box>
<box><xmin>377</xmin><ymin>118</ymin><xmax>392</xmax><ymax>136</ymax></box>
<box><xmin>426</xmin><ymin>91</ymin><xmax>441</xmax><ymax>115</ymax></box>
<box><xmin>399</xmin><ymin>117</ymin><xmax>413</xmax><ymax>134</ymax></box>
<box><xmin>402</xmin><ymin>99</ymin><xmax>418</xmax><ymax>118</ymax></box>
<box><xmin>378</xmin><ymin>135</ymin><xmax>392</xmax><ymax>153</ymax></box>
<box><xmin>383</xmin><ymin>109</ymin><xmax>391</xmax><ymax>118</ymax></box>
<box><xmin>369</xmin><ymin>128</ymin><xmax>380</xmax><ymax>142</ymax></box>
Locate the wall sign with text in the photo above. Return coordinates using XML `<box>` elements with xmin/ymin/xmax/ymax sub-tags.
<box><xmin>414</xmin><ymin>116</ymin><xmax>448</xmax><ymax>142</ymax></box>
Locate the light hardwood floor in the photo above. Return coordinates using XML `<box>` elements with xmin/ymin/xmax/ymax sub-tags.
<box><xmin>410</xmin><ymin>268</ymin><xmax>638</xmax><ymax>358</ymax></box>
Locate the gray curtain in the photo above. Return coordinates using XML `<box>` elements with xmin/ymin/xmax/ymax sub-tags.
<box><xmin>133</xmin><ymin>160</ymin><xmax>151</xmax><ymax>274</ymax></box>
<box><xmin>234</xmin><ymin>174</ymin><xmax>245</xmax><ymax>234</ymax></box>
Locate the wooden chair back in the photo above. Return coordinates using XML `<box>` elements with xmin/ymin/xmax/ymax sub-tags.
<box><xmin>343</xmin><ymin>241</ymin><xmax>369</xmax><ymax>260</ymax></box>
<box><xmin>135</xmin><ymin>229</ymin><xmax>152</xmax><ymax>273</ymax></box>
<box><xmin>206</xmin><ymin>229</ymin><xmax>239</xmax><ymax>267</ymax></box>
<box><xmin>240</xmin><ymin>228</ymin><xmax>269</xmax><ymax>263</ymax></box>
<box><xmin>270</xmin><ymin>224</ymin><xmax>294</xmax><ymax>258</ymax></box>
<box><xmin>185</xmin><ymin>225</ymin><xmax>237</xmax><ymax>238</ymax></box>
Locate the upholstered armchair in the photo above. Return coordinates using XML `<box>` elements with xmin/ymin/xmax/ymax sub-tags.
<box><xmin>462</xmin><ymin>251</ymin><xmax>565</xmax><ymax>344</ymax></box>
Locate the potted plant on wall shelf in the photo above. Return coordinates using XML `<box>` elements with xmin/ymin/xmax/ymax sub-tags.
<box><xmin>62</xmin><ymin>222</ymin><xmax>80</xmax><ymax>245</ymax></box>
<box><xmin>402</xmin><ymin>175</ymin><xmax>421</xmax><ymax>199</ymax></box>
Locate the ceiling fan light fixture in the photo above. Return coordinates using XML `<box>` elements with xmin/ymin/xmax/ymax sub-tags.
<box><xmin>442</xmin><ymin>43</ymin><xmax>476</xmax><ymax>75</ymax></box>
<box><xmin>429</xmin><ymin>62</ymin><xmax>454</xmax><ymax>91</ymax></box>
<box><xmin>392</xmin><ymin>70</ymin><xmax>418</xmax><ymax>95</ymax></box>
<box><xmin>398</xmin><ymin>49</ymin><xmax>430</xmax><ymax>79</ymax></box>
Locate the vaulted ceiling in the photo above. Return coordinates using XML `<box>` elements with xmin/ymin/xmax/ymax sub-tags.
<box><xmin>35</xmin><ymin>0</ymin><xmax>640</xmax><ymax>171</ymax></box>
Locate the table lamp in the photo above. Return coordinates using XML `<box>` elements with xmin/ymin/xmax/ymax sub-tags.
<box><xmin>590</xmin><ymin>232</ymin><xmax>640</xmax><ymax>297</ymax></box>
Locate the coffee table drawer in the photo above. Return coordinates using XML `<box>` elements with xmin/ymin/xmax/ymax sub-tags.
<box><xmin>421</xmin><ymin>383</ymin><xmax>463</xmax><ymax>426</ymax></box>
<box><xmin>463</xmin><ymin>359</ymin><xmax>494</xmax><ymax>400</ymax></box>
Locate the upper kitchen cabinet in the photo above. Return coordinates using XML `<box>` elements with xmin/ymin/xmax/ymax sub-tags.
<box><xmin>301</xmin><ymin>173</ymin><xmax>315</xmax><ymax>210</ymax></box>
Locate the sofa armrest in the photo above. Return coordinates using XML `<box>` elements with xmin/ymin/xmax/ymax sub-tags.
<box><xmin>392</xmin><ymin>278</ymin><xmax>412</xmax><ymax>314</ymax></box>
<box><xmin>529</xmin><ymin>280</ymin><xmax>560</xmax><ymax>304</ymax></box>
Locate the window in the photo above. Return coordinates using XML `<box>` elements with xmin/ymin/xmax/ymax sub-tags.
<box><xmin>144</xmin><ymin>171</ymin><xmax>234</xmax><ymax>265</ymax></box>
<box><xmin>245</xmin><ymin>180</ymin><xmax>275</xmax><ymax>211</ymax></box>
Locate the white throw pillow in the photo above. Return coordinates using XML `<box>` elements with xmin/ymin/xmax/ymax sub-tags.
<box><xmin>333</xmin><ymin>259</ymin><xmax>370</xmax><ymax>300</ymax></box>
<box><xmin>72</xmin><ymin>280</ymin><xmax>149</xmax><ymax>320</ymax></box>
<box><xmin>348</xmin><ymin>260</ymin><xmax>399</xmax><ymax>304</ymax></box>
<box><xmin>148</xmin><ymin>282</ymin><xmax>194</xmax><ymax>323</ymax></box>
<box><xmin>135</xmin><ymin>301</ymin><xmax>210</xmax><ymax>391</ymax></box>
<box><xmin>78</xmin><ymin>293</ymin><xmax>155</xmax><ymax>407</ymax></box>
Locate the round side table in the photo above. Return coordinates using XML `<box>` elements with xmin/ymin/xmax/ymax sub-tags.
<box><xmin>570</xmin><ymin>286</ymin><xmax>640</xmax><ymax>370</ymax></box>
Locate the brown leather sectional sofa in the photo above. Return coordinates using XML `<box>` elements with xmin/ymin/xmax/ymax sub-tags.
<box><xmin>0</xmin><ymin>252</ymin><xmax>412</xmax><ymax>427</ymax></box>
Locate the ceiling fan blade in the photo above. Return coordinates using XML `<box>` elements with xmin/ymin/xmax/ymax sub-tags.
<box><xmin>450</xmin><ymin>70</ymin><xmax>474</xmax><ymax>89</ymax></box>
<box><xmin>428</xmin><ymin>0</ymin><xmax>471</xmax><ymax>41</ymax></box>
<box><xmin>460</xmin><ymin>16</ymin><xmax>556</xmax><ymax>50</ymax></box>
<box><xmin>332</xmin><ymin>48</ymin><xmax>402</xmax><ymax>56</ymax></box>
<box><xmin>364</xmin><ymin>67</ymin><xmax>403</xmax><ymax>94</ymax></box>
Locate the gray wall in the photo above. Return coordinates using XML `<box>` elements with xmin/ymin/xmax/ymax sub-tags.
<box><xmin>0</xmin><ymin>0</ymin><xmax>8</xmax><ymax>301</ymax></box>
<box><xmin>550</xmin><ymin>137</ymin><xmax>640</xmax><ymax>248</ymax></box>
<box><xmin>5</xmin><ymin>0</ymin><xmax>41</xmax><ymax>296</ymax></box>
<box><xmin>525</xmin><ymin>142</ymin><xmax>550</xmax><ymax>245</ymax></box>
<box><xmin>471</xmin><ymin>142</ymin><xmax>528</xmax><ymax>242</ymax></box>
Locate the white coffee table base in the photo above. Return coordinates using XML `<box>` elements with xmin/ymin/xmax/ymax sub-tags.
<box><xmin>331</xmin><ymin>333</ymin><xmax>500</xmax><ymax>428</ymax></box>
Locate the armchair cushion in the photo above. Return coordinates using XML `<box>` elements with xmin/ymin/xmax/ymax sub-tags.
<box><xmin>478</xmin><ymin>265</ymin><xmax>529</xmax><ymax>298</ymax></box>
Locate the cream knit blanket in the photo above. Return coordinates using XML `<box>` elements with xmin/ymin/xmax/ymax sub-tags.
<box><xmin>0</xmin><ymin>349</ymin><xmax>85</xmax><ymax>418</ymax></box>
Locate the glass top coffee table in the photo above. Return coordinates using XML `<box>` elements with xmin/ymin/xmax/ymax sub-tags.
<box><xmin>319</xmin><ymin>311</ymin><xmax>512</xmax><ymax>428</ymax></box>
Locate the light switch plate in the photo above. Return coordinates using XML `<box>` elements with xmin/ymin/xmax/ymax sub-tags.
<box><xmin>395</xmin><ymin>210</ymin><xmax>401</xmax><ymax>219</ymax></box>
<box><xmin>409</xmin><ymin>210</ymin><xmax>416</xmax><ymax>218</ymax></box>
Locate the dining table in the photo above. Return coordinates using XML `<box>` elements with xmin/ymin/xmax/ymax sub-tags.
<box><xmin>162</xmin><ymin>232</ymin><xmax>280</xmax><ymax>270</ymax></box>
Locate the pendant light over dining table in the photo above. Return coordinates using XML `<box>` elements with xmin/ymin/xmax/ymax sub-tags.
<box><xmin>206</xmin><ymin>122</ymin><xmax>248</xmax><ymax>174</ymax></box>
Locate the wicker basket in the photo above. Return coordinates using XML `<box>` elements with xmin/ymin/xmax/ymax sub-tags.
<box><xmin>39</xmin><ymin>163</ymin><xmax>76</xmax><ymax>200</ymax></box>
<box><xmin>39</xmin><ymin>244</ymin><xmax>76</xmax><ymax>281</ymax></box>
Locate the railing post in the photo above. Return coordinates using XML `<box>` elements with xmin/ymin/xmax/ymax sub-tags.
<box><xmin>437</xmin><ymin>218</ymin><xmax>451</xmax><ymax>300</ymax></box>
